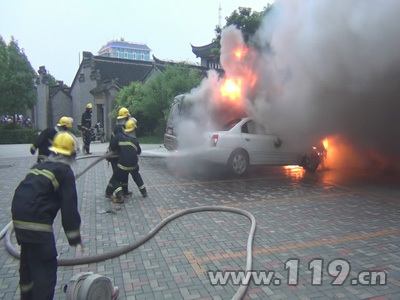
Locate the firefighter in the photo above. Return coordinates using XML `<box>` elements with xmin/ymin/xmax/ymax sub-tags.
<box><xmin>30</xmin><ymin>116</ymin><xmax>74</xmax><ymax>163</ymax></box>
<box><xmin>81</xmin><ymin>103</ymin><xmax>92</xmax><ymax>154</ymax></box>
<box><xmin>12</xmin><ymin>132</ymin><xmax>84</xmax><ymax>300</ymax></box>
<box><xmin>105</xmin><ymin>107</ymin><xmax>131</xmax><ymax>198</ymax></box>
<box><xmin>108</xmin><ymin>118</ymin><xmax>147</xmax><ymax>203</ymax></box>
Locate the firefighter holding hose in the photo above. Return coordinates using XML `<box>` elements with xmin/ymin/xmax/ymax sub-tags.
<box><xmin>12</xmin><ymin>132</ymin><xmax>84</xmax><ymax>300</ymax></box>
<box><xmin>105</xmin><ymin>107</ymin><xmax>138</xmax><ymax>198</ymax></box>
<box><xmin>107</xmin><ymin>118</ymin><xmax>147</xmax><ymax>203</ymax></box>
<box><xmin>105</xmin><ymin>107</ymin><xmax>131</xmax><ymax>198</ymax></box>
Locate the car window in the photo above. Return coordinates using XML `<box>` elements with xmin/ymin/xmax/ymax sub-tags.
<box><xmin>221</xmin><ymin>118</ymin><xmax>242</xmax><ymax>131</ymax></box>
<box><xmin>166</xmin><ymin>101</ymin><xmax>180</xmax><ymax>126</ymax></box>
<box><xmin>242</xmin><ymin>120</ymin><xmax>266</xmax><ymax>134</ymax></box>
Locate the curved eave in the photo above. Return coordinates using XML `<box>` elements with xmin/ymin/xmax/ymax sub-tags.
<box><xmin>191</xmin><ymin>41</ymin><xmax>217</xmax><ymax>58</ymax></box>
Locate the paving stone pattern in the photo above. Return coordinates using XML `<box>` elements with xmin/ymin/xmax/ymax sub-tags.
<box><xmin>0</xmin><ymin>151</ymin><xmax>399</xmax><ymax>299</ymax></box>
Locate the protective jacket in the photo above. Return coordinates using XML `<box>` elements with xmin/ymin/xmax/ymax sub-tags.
<box><xmin>30</xmin><ymin>127</ymin><xmax>58</xmax><ymax>161</ymax></box>
<box><xmin>107</xmin><ymin>123</ymin><xmax>125</xmax><ymax>161</ymax></box>
<box><xmin>81</xmin><ymin>110</ymin><xmax>92</xmax><ymax>132</ymax></box>
<box><xmin>110</xmin><ymin>132</ymin><xmax>141</xmax><ymax>170</ymax></box>
<box><xmin>11</xmin><ymin>160</ymin><xmax>82</xmax><ymax>246</ymax></box>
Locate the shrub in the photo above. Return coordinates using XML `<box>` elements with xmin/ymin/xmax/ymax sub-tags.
<box><xmin>0</xmin><ymin>128</ymin><xmax>37</xmax><ymax>144</ymax></box>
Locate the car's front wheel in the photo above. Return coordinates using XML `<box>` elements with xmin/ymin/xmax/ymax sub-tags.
<box><xmin>301</xmin><ymin>152</ymin><xmax>320</xmax><ymax>172</ymax></box>
<box><xmin>228</xmin><ymin>149</ymin><xmax>249</xmax><ymax>176</ymax></box>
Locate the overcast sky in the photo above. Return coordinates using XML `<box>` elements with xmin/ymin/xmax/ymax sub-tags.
<box><xmin>0</xmin><ymin>0</ymin><xmax>272</xmax><ymax>85</ymax></box>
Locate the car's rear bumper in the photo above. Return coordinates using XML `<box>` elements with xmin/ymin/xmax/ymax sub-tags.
<box><xmin>199</xmin><ymin>147</ymin><xmax>232</xmax><ymax>165</ymax></box>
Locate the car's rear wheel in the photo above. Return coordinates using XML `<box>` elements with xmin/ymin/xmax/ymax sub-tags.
<box><xmin>228</xmin><ymin>149</ymin><xmax>249</xmax><ymax>176</ymax></box>
<box><xmin>301</xmin><ymin>153</ymin><xmax>320</xmax><ymax>172</ymax></box>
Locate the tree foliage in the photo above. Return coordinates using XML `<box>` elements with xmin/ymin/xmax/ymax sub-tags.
<box><xmin>0</xmin><ymin>36</ymin><xmax>37</xmax><ymax>119</ymax></box>
<box><xmin>113</xmin><ymin>63</ymin><xmax>204</xmax><ymax>136</ymax></box>
<box><xmin>212</xmin><ymin>4</ymin><xmax>273</xmax><ymax>62</ymax></box>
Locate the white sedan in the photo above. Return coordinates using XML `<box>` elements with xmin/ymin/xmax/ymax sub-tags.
<box><xmin>200</xmin><ymin>117</ymin><xmax>323</xmax><ymax>176</ymax></box>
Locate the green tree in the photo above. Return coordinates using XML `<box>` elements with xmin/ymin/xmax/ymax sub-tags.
<box><xmin>212</xmin><ymin>4</ymin><xmax>273</xmax><ymax>62</ymax></box>
<box><xmin>0</xmin><ymin>36</ymin><xmax>37</xmax><ymax>121</ymax></box>
<box><xmin>0</xmin><ymin>37</ymin><xmax>8</xmax><ymax>107</ymax></box>
<box><xmin>46</xmin><ymin>72</ymin><xmax>58</xmax><ymax>86</ymax></box>
<box><xmin>113</xmin><ymin>63</ymin><xmax>204</xmax><ymax>136</ymax></box>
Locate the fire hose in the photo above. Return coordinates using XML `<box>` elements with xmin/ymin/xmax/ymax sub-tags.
<box><xmin>1</xmin><ymin>152</ymin><xmax>256</xmax><ymax>300</ymax></box>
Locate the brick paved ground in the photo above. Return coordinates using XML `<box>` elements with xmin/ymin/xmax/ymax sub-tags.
<box><xmin>0</xmin><ymin>144</ymin><xmax>399</xmax><ymax>299</ymax></box>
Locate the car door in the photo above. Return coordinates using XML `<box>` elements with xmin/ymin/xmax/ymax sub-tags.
<box><xmin>264</xmin><ymin>131</ymin><xmax>302</xmax><ymax>165</ymax></box>
<box><xmin>241</xmin><ymin>120</ymin><xmax>275</xmax><ymax>164</ymax></box>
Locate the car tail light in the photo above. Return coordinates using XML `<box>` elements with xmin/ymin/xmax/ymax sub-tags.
<box><xmin>210</xmin><ymin>134</ymin><xmax>219</xmax><ymax>147</ymax></box>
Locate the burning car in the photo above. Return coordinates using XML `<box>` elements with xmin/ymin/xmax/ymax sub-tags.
<box><xmin>201</xmin><ymin>117</ymin><xmax>323</xmax><ymax>176</ymax></box>
<box><xmin>164</xmin><ymin>102</ymin><xmax>325</xmax><ymax>176</ymax></box>
<box><xmin>164</xmin><ymin>32</ymin><xmax>327</xmax><ymax>175</ymax></box>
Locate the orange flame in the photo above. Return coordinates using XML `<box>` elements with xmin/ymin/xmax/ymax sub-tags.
<box><xmin>220</xmin><ymin>78</ymin><xmax>242</xmax><ymax>102</ymax></box>
<box><xmin>234</xmin><ymin>47</ymin><xmax>249</xmax><ymax>60</ymax></box>
<box><xmin>323</xmin><ymin>138</ymin><xmax>329</xmax><ymax>150</ymax></box>
<box><xmin>283</xmin><ymin>165</ymin><xmax>306</xmax><ymax>179</ymax></box>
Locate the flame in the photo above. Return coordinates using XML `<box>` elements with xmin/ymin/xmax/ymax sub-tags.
<box><xmin>218</xmin><ymin>46</ymin><xmax>258</xmax><ymax>105</ymax></box>
<box><xmin>234</xmin><ymin>47</ymin><xmax>249</xmax><ymax>60</ymax></box>
<box><xmin>283</xmin><ymin>165</ymin><xmax>305</xmax><ymax>179</ymax></box>
<box><xmin>323</xmin><ymin>138</ymin><xmax>329</xmax><ymax>150</ymax></box>
<box><xmin>220</xmin><ymin>78</ymin><xmax>242</xmax><ymax>102</ymax></box>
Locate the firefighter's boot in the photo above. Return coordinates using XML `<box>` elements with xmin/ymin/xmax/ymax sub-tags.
<box><xmin>111</xmin><ymin>194</ymin><xmax>124</xmax><ymax>203</ymax></box>
<box><xmin>140</xmin><ymin>187</ymin><xmax>148</xmax><ymax>198</ymax></box>
<box><xmin>122</xmin><ymin>183</ymin><xmax>132</xmax><ymax>196</ymax></box>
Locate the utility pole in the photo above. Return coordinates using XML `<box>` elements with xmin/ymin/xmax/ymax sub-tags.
<box><xmin>219</xmin><ymin>2</ymin><xmax>222</xmax><ymax>28</ymax></box>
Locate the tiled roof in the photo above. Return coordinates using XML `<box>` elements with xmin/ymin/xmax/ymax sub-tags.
<box><xmin>93</xmin><ymin>56</ymin><xmax>155</xmax><ymax>86</ymax></box>
<box><xmin>73</xmin><ymin>52</ymin><xmax>217</xmax><ymax>92</ymax></box>
<box><xmin>191</xmin><ymin>41</ymin><xmax>218</xmax><ymax>58</ymax></box>
<box><xmin>49</xmin><ymin>84</ymin><xmax>71</xmax><ymax>98</ymax></box>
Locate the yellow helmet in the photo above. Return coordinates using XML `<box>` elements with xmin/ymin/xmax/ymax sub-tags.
<box><xmin>124</xmin><ymin>118</ymin><xmax>136</xmax><ymax>132</ymax></box>
<box><xmin>57</xmin><ymin>116</ymin><xmax>73</xmax><ymax>128</ymax></box>
<box><xmin>86</xmin><ymin>103</ymin><xmax>93</xmax><ymax>109</ymax></box>
<box><xmin>49</xmin><ymin>132</ymin><xmax>76</xmax><ymax>156</ymax></box>
<box><xmin>117</xmin><ymin>107</ymin><xmax>130</xmax><ymax>119</ymax></box>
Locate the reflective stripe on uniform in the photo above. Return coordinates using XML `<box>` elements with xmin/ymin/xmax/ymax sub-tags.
<box><xmin>20</xmin><ymin>281</ymin><xmax>34</xmax><ymax>292</ymax></box>
<box><xmin>117</xmin><ymin>164</ymin><xmax>137</xmax><ymax>171</ymax></box>
<box><xmin>28</xmin><ymin>169</ymin><xmax>59</xmax><ymax>191</ymax></box>
<box><xmin>113</xmin><ymin>187</ymin><xmax>123</xmax><ymax>196</ymax></box>
<box><xmin>118</xmin><ymin>141</ymin><xmax>138</xmax><ymax>151</ymax></box>
<box><xmin>139</xmin><ymin>184</ymin><xmax>146</xmax><ymax>190</ymax></box>
<box><xmin>65</xmin><ymin>229</ymin><xmax>80</xmax><ymax>240</ymax></box>
<box><xmin>13</xmin><ymin>220</ymin><xmax>53</xmax><ymax>233</ymax></box>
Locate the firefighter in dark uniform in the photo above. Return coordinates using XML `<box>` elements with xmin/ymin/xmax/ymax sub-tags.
<box><xmin>12</xmin><ymin>132</ymin><xmax>83</xmax><ymax>300</ymax></box>
<box><xmin>81</xmin><ymin>103</ymin><xmax>92</xmax><ymax>154</ymax></box>
<box><xmin>108</xmin><ymin>118</ymin><xmax>147</xmax><ymax>203</ymax></box>
<box><xmin>30</xmin><ymin>116</ymin><xmax>73</xmax><ymax>163</ymax></box>
<box><xmin>106</xmin><ymin>107</ymin><xmax>131</xmax><ymax>198</ymax></box>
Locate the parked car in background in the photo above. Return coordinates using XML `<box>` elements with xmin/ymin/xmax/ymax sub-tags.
<box><xmin>201</xmin><ymin>117</ymin><xmax>324</xmax><ymax>176</ymax></box>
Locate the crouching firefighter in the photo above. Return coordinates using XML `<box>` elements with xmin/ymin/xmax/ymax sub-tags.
<box><xmin>29</xmin><ymin>116</ymin><xmax>74</xmax><ymax>163</ymax></box>
<box><xmin>106</xmin><ymin>118</ymin><xmax>147</xmax><ymax>203</ymax></box>
<box><xmin>12</xmin><ymin>132</ymin><xmax>84</xmax><ymax>300</ymax></box>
